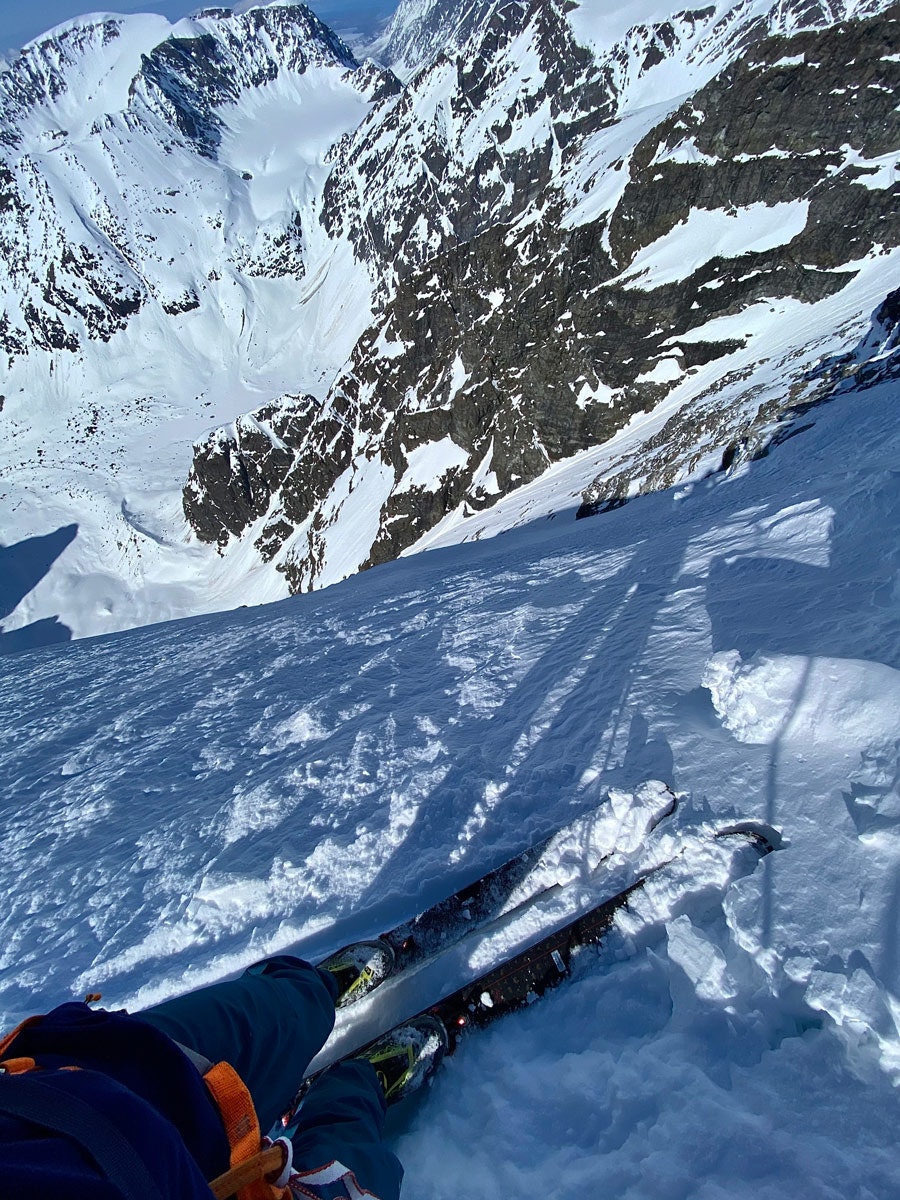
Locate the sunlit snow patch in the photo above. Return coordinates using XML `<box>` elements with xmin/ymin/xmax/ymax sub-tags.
<box><xmin>618</xmin><ymin>201</ymin><xmax>810</xmax><ymax>290</ymax></box>
<box><xmin>395</xmin><ymin>437</ymin><xmax>470</xmax><ymax>494</ymax></box>
<box><xmin>703</xmin><ymin>649</ymin><xmax>900</xmax><ymax>748</ymax></box>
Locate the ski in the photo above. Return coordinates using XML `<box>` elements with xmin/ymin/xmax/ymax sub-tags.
<box><xmin>316</xmin><ymin>782</ymin><xmax>677</xmax><ymax>1008</ymax></box>
<box><xmin>288</xmin><ymin>825</ymin><xmax>773</xmax><ymax>1114</ymax></box>
<box><xmin>425</xmin><ymin>827</ymin><xmax>772</xmax><ymax>1055</ymax></box>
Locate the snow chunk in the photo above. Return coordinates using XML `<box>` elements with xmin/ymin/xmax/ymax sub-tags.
<box><xmin>218</xmin><ymin>782</ymin><xmax>289</xmax><ymax>847</ymax></box>
<box><xmin>666</xmin><ymin>914</ymin><xmax>733</xmax><ymax>1002</ymax></box>
<box><xmin>258</xmin><ymin>708</ymin><xmax>329</xmax><ymax>755</ymax></box>
<box><xmin>703</xmin><ymin>650</ymin><xmax>900</xmax><ymax>748</ymax></box>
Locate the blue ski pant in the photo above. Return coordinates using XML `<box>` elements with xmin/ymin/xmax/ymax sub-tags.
<box><xmin>139</xmin><ymin>954</ymin><xmax>402</xmax><ymax>1200</ymax></box>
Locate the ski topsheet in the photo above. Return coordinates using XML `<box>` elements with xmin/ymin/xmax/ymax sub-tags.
<box><xmin>319</xmin><ymin>782</ymin><xmax>677</xmax><ymax>1001</ymax></box>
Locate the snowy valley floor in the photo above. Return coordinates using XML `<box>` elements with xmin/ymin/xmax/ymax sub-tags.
<box><xmin>2</xmin><ymin>377</ymin><xmax>900</xmax><ymax>1197</ymax></box>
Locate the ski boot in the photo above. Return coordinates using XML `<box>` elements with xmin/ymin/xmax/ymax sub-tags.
<box><xmin>352</xmin><ymin>1015</ymin><xmax>448</xmax><ymax>1104</ymax></box>
<box><xmin>318</xmin><ymin>939</ymin><xmax>395</xmax><ymax>1008</ymax></box>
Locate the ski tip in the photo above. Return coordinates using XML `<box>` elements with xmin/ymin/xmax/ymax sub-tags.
<box><xmin>714</xmin><ymin>822</ymin><xmax>783</xmax><ymax>856</ymax></box>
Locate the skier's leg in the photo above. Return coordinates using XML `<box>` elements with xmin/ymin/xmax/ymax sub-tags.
<box><xmin>289</xmin><ymin>1060</ymin><xmax>403</xmax><ymax>1200</ymax></box>
<box><xmin>138</xmin><ymin>954</ymin><xmax>338</xmax><ymax>1131</ymax></box>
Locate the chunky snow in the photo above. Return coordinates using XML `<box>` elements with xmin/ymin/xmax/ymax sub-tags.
<box><xmin>2</xmin><ymin>363</ymin><xmax>899</xmax><ymax>1195</ymax></box>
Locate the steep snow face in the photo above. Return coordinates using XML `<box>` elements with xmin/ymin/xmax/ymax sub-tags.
<box><xmin>2</xmin><ymin>366</ymin><xmax>900</xmax><ymax>1195</ymax></box>
<box><xmin>1</xmin><ymin>0</ymin><xmax>898</xmax><ymax>648</ymax></box>
<box><xmin>373</xmin><ymin>0</ymin><xmax>504</xmax><ymax>79</ymax></box>
<box><xmin>218</xmin><ymin>69</ymin><xmax>371</xmax><ymax>220</ymax></box>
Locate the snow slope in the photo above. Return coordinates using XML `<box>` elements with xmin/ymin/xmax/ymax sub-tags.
<box><xmin>2</xmin><ymin>364</ymin><xmax>900</xmax><ymax>1195</ymax></box>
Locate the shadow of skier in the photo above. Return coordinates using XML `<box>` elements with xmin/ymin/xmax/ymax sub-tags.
<box><xmin>0</xmin><ymin>525</ymin><xmax>77</xmax><ymax>654</ymax></box>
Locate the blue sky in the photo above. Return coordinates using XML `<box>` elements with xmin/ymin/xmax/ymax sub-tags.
<box><xmin>0</xmin><ymin>0</ymin><xmax>394</xmax><ymax>55</ymax></box>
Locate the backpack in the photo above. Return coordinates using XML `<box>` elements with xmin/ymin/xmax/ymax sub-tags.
<box><xmin>0</xmin><ymin>1011</ymin><xmax>292</xmax><ymax>1200</ymax></box>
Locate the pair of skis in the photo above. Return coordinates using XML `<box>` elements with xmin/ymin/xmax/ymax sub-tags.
<box><xmin>284</xmin><ymin>785</ymin><xmax>773</xmax><ymax>1117</ymax></box>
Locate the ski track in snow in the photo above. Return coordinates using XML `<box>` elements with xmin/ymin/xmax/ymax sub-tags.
<box><xmin>2</xmin><ymin>377</ymin><xmax>900</xmax><ymax>1195</ymax></box>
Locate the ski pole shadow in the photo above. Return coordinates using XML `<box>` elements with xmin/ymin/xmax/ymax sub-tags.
<box><xmin>702</xmin><ymin>450</ymin><xmax>900</xmax><ymax>947</ymax></box>
<box><xmin>339</xmin><ymin>504</ymin><xmax>692</xmax><ymax>942</ymax></box>
<box><xmin>757</xmin><ymin>657</ymin><xmax>813</xmax><ymax>946</ymax></box>
<box><xmin>879</xmin><ymin>861</ymin><xmax>900</xmax><ymax>998</ymax></box>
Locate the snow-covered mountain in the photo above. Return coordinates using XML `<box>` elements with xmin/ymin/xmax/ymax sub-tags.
<box><xmin>184</xmin><ymin>0</ymin><xmax>900</xmax><ymax>593</ymax></box>
<box><xmin>0</xmin><ymin>0</ymin><xmax>897</xmax><ymax>647</ymax></box>
<box><xmin>371</xmin><ymin>0</ymin><xmax>506</xmax><ymax>80</ymax></box>
<box><xmin>0</xmin><ymin>5</ymin><xmax>388</xmax><ymax>642</ymax></box>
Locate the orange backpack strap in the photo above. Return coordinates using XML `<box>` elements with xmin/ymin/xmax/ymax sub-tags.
<box><xmin>209</xmin><ymin>1142</ymin><xmax>291</xmax><ymax>1200</ymax></box>
<box><xmin>203</xmin><ymin>1061</ymin><xmax>290</xmax><ymax>1200</ymax></box>
<box><xmin>0</xmin><ymin>1057</ymin><xmax>38</xmax><ymax>1074</ymax></box>
<box><xmin>0</xmin><ymin>1014</ymin><xmax>45</xmax><ymax>1060</ymax></box>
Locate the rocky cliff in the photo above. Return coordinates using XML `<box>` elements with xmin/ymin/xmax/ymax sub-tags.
<box><xmin>183</xmin><ymin>0</ymin><xmax>899</xmax><ymax>592</ymax></box>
